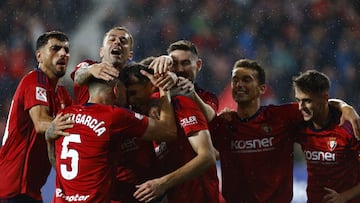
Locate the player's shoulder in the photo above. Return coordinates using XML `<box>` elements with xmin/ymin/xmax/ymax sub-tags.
<box><xmin>76</xmin><ymin>59</ymin><xmax>98</xmax><ymax>68</ymax></box>
<box><xmin>263</xmin><ymin>103</ymin><xmax>298</xmax><ymax>113</ymax></box>
<box><xmin>195</xmin><ymin>84</ymin><xmax>218</xmax><ymax>99</ymax></box>
<box><xmin>71</xmin><ymin>59</ymin><xmax>98</xmax><ymax>80</ymax></box>
<box><xmin>172</xmin><ymin>95</ymin><xmax>197</xmax><ymax>106</ymax></box>
<box><xmin>20</xmin><ymin>68</ymin><xmax>48</xmax><ymax>86</ymax></box>
<box><xmin>215</xmin><ymin>109</ymin><xmax>237</xmax><ymax>122</ymax></box>
<box><xmin>67</xmin><ymin>104</ymin><xmax>121</xmax><ymax>121</ymax></box>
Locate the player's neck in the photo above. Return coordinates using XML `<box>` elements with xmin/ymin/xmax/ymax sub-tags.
<box><xmin>88</xmin><ymin>95</ymin><xmax>114</xmax><ymax>105</ymax></box>
<box><xmin>112</xmin><ymin>61</ymin><xmax>124</xmax><ymax>71</ymax></box>
<box><xmin>39</xmin><ymin>65</ymin><xmax>59</xmax><ymax>88</ymax></box>
<box><xmin>236</xmin><ymin>99</ymin><xmax>260</xmax><ymax>119</ymax></box>
<box><xmin>312</xmin><ymin>105</ymin><xmax>330</xmax><ymax>129</ymax></box>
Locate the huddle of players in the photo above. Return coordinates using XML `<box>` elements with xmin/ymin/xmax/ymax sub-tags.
<box><xmin>51</xmin><ymin>27</ymin><xmax>360</xmax><ymax>202</ymax></box>
<box><xmin>1</xmin><ymin>26</ymin><xmax>360</xmax><ymax>203</ymax></box>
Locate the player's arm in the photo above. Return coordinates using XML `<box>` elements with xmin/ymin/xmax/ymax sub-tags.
<box><xmin>328</xmin><ymin>98</ymin><xmax>360</xmax><ymax>139</ymax></box>
<box><xmin>176</xmin><ymin>77</ymin><xmax>216</xmax><ymax>122</ymax></box>
<box><xmin>45</xmin><ymin>113</ymin><xmax>74</xmax><ymax>167</ymax></box>
<box><xmin>149</xmin><ymin>56</ymin><xmax>216</xmax><ymax>121</ymax></box>
<box><xmin>141</xmin><ymin>88</ymin><xmax>177</xmax><ymax>141</ymax></box>
<box><xmin>133</xmin><ymin>130</ymin><xmax>216</xmax><ymax>202</ymax></box>
<box><xmin>323</xmin><ymin>184</ymin><xmax>360</xmax><ymax>203</ymax></box>
<box><xmin>29</xmin><ymin>105</ymin><xmax>54</xmax><ymax>134</ymax></box>
<box><xmin>139</xmin><ymin>70</ymin><xmax>177</xmax><ymax>141</ymax></box>
<box><xmin>191</xmin><ymin>92</ymin><xmax>216</xmax><ymax>122</ymax></box>
<box><xmin>74</xmin><ymin>62</ymin><xmax>119</xmax><ymax>86</ymax></box>
<box><xmin>148</xmin><ymin>55</ymin><xmax>173</xmax><ymax>75</ymax></box>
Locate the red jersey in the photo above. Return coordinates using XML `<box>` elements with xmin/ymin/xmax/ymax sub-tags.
<box><xmin>54</xmin><ymin>103</ymin><xmax>149</xmax><ymax>203</ymax></box>
<box><xmin>70</xmin><ymin>59</ymin><xmax>97</xmax><ymax>105</ymax></box>
<box><xmin>0</xmin><ymin>68</ymin><xmax>72</xmax><ymax>200</ymax></box>
<box><xmin>151</xmin><ymin>84</ymin><xmax>219</xmax><ymax>113</ymax></box>
<box><xmin>295</xmin><ymin>107</ymin><xmax>360</xmax><ymax>203</ymax></box>
<box><xmin>112</xmin><ymin>136</ymin><xmax>156</xmax><ymax>203</ymax></box>
<box><xmin>112</xmin><ymin>97</ymin><xmax>158</xmax><ymax>203</ymax></box>
<box><xmin>194</xmin><ymin>84</ymin><xmax>219</xmax><ymax>113</ymax></box>
<box><xmin>209</xmin><ymin>103</ymin><xmax>303</xmax><ymax>203</ymax></box>
<box><xmin>155</xmin><ymin>95</ymin><xmax>222</xmax><ymax>203</ymax></box>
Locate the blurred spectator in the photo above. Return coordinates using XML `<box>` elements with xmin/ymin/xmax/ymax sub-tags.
<box><xmin>0</xmin><ymin>0</ymin><xmax>89</xmax><ymax>142</ymax></box>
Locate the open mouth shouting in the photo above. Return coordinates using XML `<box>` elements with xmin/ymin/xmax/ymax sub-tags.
<box><xmin>111</xmin><ymin>48</ymin><xmax>122</xmax><ymax>57</ymax></box>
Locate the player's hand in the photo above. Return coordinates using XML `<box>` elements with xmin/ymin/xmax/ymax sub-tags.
<box><xmin>176</xmin><ymin>77</ymin><xmax>194</xmax><ymax>93</ymax></box>
<box><xmin>149</xmin><ymin>106</ymin><xmax>160</xmax><ymax>120</ymax></box>
<box><xmin>88</xmin><ymin>62</ymin><xmax>119</xmax><ymax>81</ymax></box>
<box><xmin>153</xmin><ymin>71</ymin><xmax>178</xmax><ymax>91</ymax></box>
<box><xmin>149</xmin><ymin>55</ymin><xmax>173</xmax><ymax>76</ymax></box>
<box><xmin>133</xmin><ymin>178</ymin><xmax>166</xmax><ymax>203</ymax></box>
<box><xmin>169</xmin><ymin>77</ymin><xmax>194</xmax><ymax>97</ymax></box>
<box><xmin>45</xmin><ymin>113</ymin><xmax>74</xmax><ymax>141</ymax></box>
<box><xmin>323</xmin><ymin>187</ymin><xmax>348</xmax><ymax>203</ymax></box>
<box><xmin>339</xmin><ymin>105</ymin><xmax>360</xmax><ymax>140</ymax></box>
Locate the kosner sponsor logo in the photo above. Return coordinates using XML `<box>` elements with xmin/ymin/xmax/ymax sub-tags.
<box><xmin>231</xmin><ymin>137</ymin><xmax>275</xmax><ymax>152</ymax></box>
<box><xmin>304</xmin><ymin>150</ymin><xmax>336</xmax><ymax>162</ymax></box>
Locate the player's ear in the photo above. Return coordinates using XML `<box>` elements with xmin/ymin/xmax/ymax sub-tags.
<box><xmin>99</xmin><ymin>47</ymin><xmax>104</xmax><ymax>59</ymax></box>
<box><xmin>113</xmin><ymin>82</ymin><xmax>121</xmax><ymax>98</ymax></box>
<box><xmin>127</xmin><ymin>50</ymin><xmax>134</xmax><ymax>61</ymax></box>
<box><xmin>259</xmin><ymin>84</ymin><xmax>267</xmax><ymax>95</ymax></box>
<box><xmin>36</xmin><ymin>50</ymin><xmax>42</xmax><ymax>63</ymax></box>
<box><xmin>322</xmin><ymin>92</ymin><xmax>329</xmax><ymax>103</ymax></box>
<box><xmin>196</xmin><ymin>58</ymin><xmax>202</xmax><ymax>72</ymax></box>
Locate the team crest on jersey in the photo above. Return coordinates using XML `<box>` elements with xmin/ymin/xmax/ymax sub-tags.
<box><xmin>77</xmin><ymin>61</ymin><xmax>90</xmax><ymax>69</ymax></box>
<box><xmin>135</xmin><ymin>112</ymin><xmax>144</xmax><ymax>120</ymax></box>
<box><xmin>36</xmin><ymin>86</ymin><xmax>47</xmax><ymax>102</ymax></box>
<box><xmin>328</xmin><ymin>137</ymin><xmax>337</xmax><ymax>151</ymax></box>
<box><xmin>261</xmin><ymin>124</ymin><xmax>271</xmax><ymax>133</ymax></box>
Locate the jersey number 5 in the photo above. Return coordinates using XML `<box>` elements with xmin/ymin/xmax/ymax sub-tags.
<box><xmin>60</xmin><ymin>134</ymin><xmax>81</xmax><ymax>180</ymax></box>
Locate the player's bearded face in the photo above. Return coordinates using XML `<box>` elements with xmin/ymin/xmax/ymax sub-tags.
<box><xmin>231</xmin><ymin>68</ymin><xmax>262</xmax><ymax>103</ymax></box>
<box><xmin>169</xmin><ymin>50</ymin><xmax>198</xmax><ymax>82</ymax></box>
<box><xmin>101</xmin><ymin>30</ymin><xmax>133</xmax><ymax>67</ymax></box>
<box><xmin>127</xmin><ymin>83</ymin><xmax>153</xmax><ymax>114</ymax></box>
<box><xmin>40</xmin><ymin>39</ymin><xmax>69</xmax><ymax>78</ymax></box>
<box><xmin>294</xmin><ymin>87</ymin><xmax>326</xmax><ymax>122</ymax></box>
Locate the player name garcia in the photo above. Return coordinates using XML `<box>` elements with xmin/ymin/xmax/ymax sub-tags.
<box><xmin>71</xmin><ymin>113</ymin><xmax>106</xmax><ymax>136</ymax></box>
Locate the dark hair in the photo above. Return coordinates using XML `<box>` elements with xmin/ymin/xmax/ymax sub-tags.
<box><xmin>293</xmin><ymin>70</ymin><xmax>330</xmax><ymax>94</ymax></box>
<box><xmin>36</xmin><ymin>31</ymin><xmax>69</xmax><ymax>50</ymax></box>
<box><xmin>88</xmin><ymin>77</ymin><xmax>119</xmax><ymax>88</ymax></box>
<box><xmin>167</xmin><ymin>40</ymin><xmax>198</xmax><ymax>57</ymax></box>
<box><xmin>139</xmin><ymin>56</ymin><xmax>156</xmax><ymax>67</ymax></box>
<box><xmin>233</xmin><ymin>59</ymin><xmax>266</xmax><ymax>85</ymax></box>
<box><xmin>104</xmin><ymin>26</ymin><xmax>134</xmax><ymax>49</ymax></box>
<box><xmin>120</xmin><ymin>62</ymin><xmax>154</xmax><ymax>87</ymax></box>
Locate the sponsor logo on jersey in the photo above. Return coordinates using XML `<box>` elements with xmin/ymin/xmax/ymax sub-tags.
<box><xmin>231</xmin><ymin>137</ymin><xmax>275</xmax><ymax>153</ymax></box>
<box><xmin>180</xmin><ymin>116</ymin><xmax>198</xmax><ymax>127</ymax></box>
<box><xmin>56</xmin><ymin>188</ymin><xmax>90</xmax><ymax>202</ymax></box>
<box><xmin>328</xmin><ymin>137</ymin><xmax>337</xmax><ymax>151</ymax></box>
<box><xmin>304</xmin><ymin>150</ymin><xmax>336</xmax><ymax>162</ymax></box>
<box><xmin>154</xmin><ymin>141</ymin><xmax>168</xmax><ymax>158</ymax></box>
<box><xmin>36</xmin><ymin>86</ymin><xmax>47</xmax><ymax>102</ymax></box>
<box><xmin>121</xmin><ymin>137</ymin><xmax>139</xmax><ymax>152</ymax></box>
